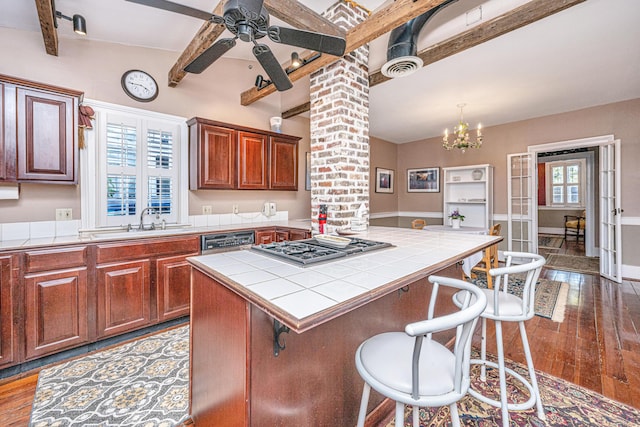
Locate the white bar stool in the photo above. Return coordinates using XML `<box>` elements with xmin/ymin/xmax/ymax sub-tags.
<box><xmin>454</xmin><ymin>251</ymin><xmax>546</xmax><ymax>427</ymax></box>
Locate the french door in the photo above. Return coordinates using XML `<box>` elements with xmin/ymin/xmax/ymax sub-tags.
<box><xmin>599</xmin><ymin>140</ymin><xmax>622</xmax><ymax>283</ymax></box>
<box><xmin>507</xmin><ymin>153</ymin><xmax>535</xmax><ymax>254</ymax></box>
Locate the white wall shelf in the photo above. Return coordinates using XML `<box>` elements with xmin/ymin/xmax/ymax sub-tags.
<box><xmin>443</xmin><ymin>164</ymin><xmax>493</xmax><ymax>229</ymax></box>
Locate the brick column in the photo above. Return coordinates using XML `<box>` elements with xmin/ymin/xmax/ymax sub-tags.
<box><xmin>310</xmin><ymin>2</ymin><xmax>370</xmax><ymax>234</ymax></box>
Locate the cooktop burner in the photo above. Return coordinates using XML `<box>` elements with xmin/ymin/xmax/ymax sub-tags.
<box><xmin>251</xmin><ymin>237</ymin><xmax>392</xmax><ymax>266</ymax></box>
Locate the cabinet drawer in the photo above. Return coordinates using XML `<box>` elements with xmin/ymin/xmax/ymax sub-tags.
<box><xmin>24</xmin><ymin>246</ymin><xmax>87</xmax><ymax>273</ymax></box>
<box><xmin>96</xmin><ymin>236</ymin><xmax>199</xmax><ymax>264</ymax></box>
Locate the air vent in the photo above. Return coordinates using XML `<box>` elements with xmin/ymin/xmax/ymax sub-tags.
<box><xmin>381</xmin><ymin>56</ymin><xmax>424</xmax><ymax>78</ymax></box>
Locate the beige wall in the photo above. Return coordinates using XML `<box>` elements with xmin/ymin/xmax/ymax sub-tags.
<box><xmin>369</xmin><ymin>136</ymin><xmax>398</xmax><ymax>213</ymax></box>
<box><xmin>0</xmin><ymin>27</ymin><xmax>312</xmax><ymax>222</ymax></box>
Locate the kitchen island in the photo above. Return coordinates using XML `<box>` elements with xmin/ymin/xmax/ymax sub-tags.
<box><xmin>188</xmin><ymin>226</ymin><xmax>501</xmax><ymax>426</ymax></box>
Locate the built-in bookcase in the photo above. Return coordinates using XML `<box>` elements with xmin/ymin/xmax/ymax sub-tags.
<box><xmin>442</xmin><ymin>164</ymin><xmax>493</xmax><ymax>229</ymax></box>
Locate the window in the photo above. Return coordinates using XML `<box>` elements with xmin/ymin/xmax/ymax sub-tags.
<box><xmin>545</xmin><ymin>159</ymin><xmax>585</xmax><ymax>207</ymax></box>
<box><xmin>81</xmin><ymin>100</ymin><xmax>187</xmax><ymax>230</ymax></box>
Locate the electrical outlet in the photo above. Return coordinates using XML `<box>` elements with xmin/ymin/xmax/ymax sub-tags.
<box><xmin>202</xmin><ymin>205</ymin><xmax>212</xmax><ymax>215</ymax></box>
<box><xmin>233</xmin><ymin>204</ymin><xmax>239</xmax><ymax>214</ymax></box>
<box><xmin>55</xmin><ymin>208</ymin><xmax>72</xmax><ymax>221</ymax></box>
<box><xmin>269</xmin><ymin>202</ymin><xmax>276</xmax><ymax>215</ymax></box>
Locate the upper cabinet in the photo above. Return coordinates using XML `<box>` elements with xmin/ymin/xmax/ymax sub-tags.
<box><xmin>0</xmin><ymin>74</ymin><xmax>82</xmax><ymax>184</ymax></box>
<box><xmin>442</xmin><ymin>164</ymin><xmax>494</xmax><ymax>229</ymax></box>
<box><xmin>188</xmin><ymin>117</ymin><xmax>299</xmax><ymax>191</ymax></box>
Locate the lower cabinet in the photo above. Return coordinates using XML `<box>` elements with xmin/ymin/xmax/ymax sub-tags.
<box><xmin>24</xmin><ymin>268</ymin><xmax>89</xmax><ymax>360</ymax></box>
<box><xmin>0</xmin><ymin>255</ymin><xmax>16</xmax><ymax>368</ymax></box>
<box><xmin>156</xmin><ymin>253</ymin><xmax>198</xmax><ymax>322</ymax></box>
<box><xmin>255</xmin><ymin>229</ymin><xmax>277</xmax><ymax>244</ymax></box>
<box><xmin>289</xmin><ymin>229</ymin><xmax>311</xmax><ymax>241</ymax></box>
<box><xmin>96</xmin><ymin>260</ymin><xmax>151</xmax><ymax>339</ymax></box>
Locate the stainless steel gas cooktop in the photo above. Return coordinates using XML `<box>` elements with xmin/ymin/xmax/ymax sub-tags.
<box><xmin>251</xmin><ymin>237</ymin><xmax>392</xmax><ymax>266</ymax></box>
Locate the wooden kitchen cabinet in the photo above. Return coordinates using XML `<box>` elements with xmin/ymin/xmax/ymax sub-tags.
<box><xmin>189</xmin><ymin>122</ymin><xmax>236</xmax><ymax>189</ymax></box>
<box><xmin>255</xmin><ymin>229</ymin><xmax>277</xmax><ymax>244</ymax></box>
<box><xmin>270</xmin><ymin>136</ymin><xmax>298</xmax><ymax>190</ymax></box>
<box><xmin>188</xmin><ymin>117</ymin><xmax>300</xmax><ymax>191</ymax></box>
<box><xmin>96</xmin><ymin>259</ymin><xmax>151</xmax><ymax>338</ymax></box>
<box><xmin>0</xmin><ymin>74</ymin><xmax>82</xmax><ymax>184</ymax></box>
<box><xmin>22</xmin><ymin>246</ymin><xmax>89</xmax><ymax>360</ymax></box>
<box><xmin>156</xmin><ymin>253</ymin><xmax>198</xmax><ymax>322</ymax></box>
<box><xmin>238</xmin><ymin>131</ymin><xmax>268</xmax><ymax>189</ymax></box>
<box><xmin>0</xmin><ymin>255</ymin><xmax>16</xmax><ymax>368</ymax></box>
<box><xmin>289</xmin><ymin>229</ymin><xmax>311</xmax><ymax>241</ymax></box>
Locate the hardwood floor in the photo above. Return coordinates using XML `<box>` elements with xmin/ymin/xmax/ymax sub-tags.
<box><xmin>1</xmin><ymin>237</ymin><xmax>638</xmax><ymax>426</ymax></box>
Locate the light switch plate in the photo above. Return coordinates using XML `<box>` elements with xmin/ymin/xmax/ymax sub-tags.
<box><xmin>55</xmin><ymin>208</ymin><xmax>72</xmax><ymax>221</ymax></box>
<box><xmin>202</xmin><ymin>205</ymin><xmax>212</xmax><ymax>214</ymax></box>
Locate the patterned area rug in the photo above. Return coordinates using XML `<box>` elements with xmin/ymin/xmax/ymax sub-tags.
<box><xmin>470</xmin><ymin>272</ymin><xmax>568</xmax><ymax>322</ymax></box>
<box><xmin>538</xmin><ymin>234</ymin><xmax>564</xmax><ymax>249</ymax></box>
<box><xmin>546</xmin><ymin>253</ymin><xmax>600</xmax><ymax>275</ymax></box>
<box><xmin>386</xmin><ymin>353</ymin><xmax>640</xmax><ymax>427</ymax></box>
<box><xmin>29</xmin><ymin>326</ymin><xmax>189</xmax><ymax>427</ymax></box>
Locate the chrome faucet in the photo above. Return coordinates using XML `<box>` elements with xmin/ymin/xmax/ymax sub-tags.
<box><xmin>139</xmin><ymin>207</ymin><xmax>157</xmax><ymax>231</ymax></box>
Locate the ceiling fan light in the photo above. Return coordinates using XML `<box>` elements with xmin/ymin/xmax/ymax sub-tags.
<box><xmin>72</xmin><ymin>14</ymin><xmax>87</xmax><ymax>35</ymax></box>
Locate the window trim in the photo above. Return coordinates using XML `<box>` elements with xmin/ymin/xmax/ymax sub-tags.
<box><xmin>80</xmin><ymin>99</ymin><xmax>189</xmax><ymax>230</ymax></box>
<box><xmin>545</xmin><ymin>158</ymin><xmax>586</xmax><ymax>208</ymax></box>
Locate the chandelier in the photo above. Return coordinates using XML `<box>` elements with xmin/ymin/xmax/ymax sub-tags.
<box><xmin>442</xmin><ymin>104</ymin><xmax>482</xmax><ymax>152</ymax></box>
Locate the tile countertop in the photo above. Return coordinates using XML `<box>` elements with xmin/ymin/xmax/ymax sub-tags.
<box><xmin>188</xmin><ymin>226</ymin><xmax>502</xmax><ymax>333</ymax></box>
<box><xmin>0</xmin><ymin>219</ymin><xmax>312</xmax><ymax>252</ymax></box>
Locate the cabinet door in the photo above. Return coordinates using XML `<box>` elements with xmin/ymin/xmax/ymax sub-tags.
<box><xmin>0</xmin><ymin>256</ymin><xmax>16</xmax><ymax>367</ymax></box>
<box><xmin>238</xmin><ymin>131</ymin><xmax>268</xmax><ymax>189</ymax></box>
<box><xmin>255</xmin><ymin>230</ymin><xmax>276</xmax><ymax>244</ymax></box>
<box><xmin>191</xmin><ymin>124</ymin><xmax>236</xmax><ymax>189</ymax></box>
<box><xmin>157</xmin><ymin>253</ymin><xmax>197</xmax><ymax>322</ymax></box>
<box><xmin>289</xmin><ymin>229</ymin><xmax>310</xmax><ymax>241</ymax></box>
<box><xmin>24</xmin><ymin>268</ymin><xmax>88</xmax><ymax>360</ymax></box>
<box><xmin>97</xmin><ymin>260</ymin><xmax>151</xmax><ymax>338</ymax></box>
<box><xmin>1</xmin><ymin>83</ymin><xmax>17</xmax><ymax>182</ymax></box>
<box><xmin>276</xmin><ymin>230</ymin><xmax>289</xmax><ymax>242</ymax></box>
<box><xmin>16</xmin><ymin>87</ymin><xmax>77</xmax><ymax>183</ymax></box>
<box><xmin>270</xmin><ymin>136</ymin><xmax>298</xmax><ymax>190</ymax></box>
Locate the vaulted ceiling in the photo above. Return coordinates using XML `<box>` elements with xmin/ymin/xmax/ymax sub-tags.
<box><xmin>3</xmin><ymin>0</ymin><xmax>639</xmax><ymax>143</ymax></box>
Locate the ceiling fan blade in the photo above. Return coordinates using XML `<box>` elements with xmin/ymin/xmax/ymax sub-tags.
<box><xmin>268</xmin><ymin>26</ymin><xmax>346</xmax><ymax>57</ymax></box>
<box><xmin>252</xmin><ymin>44</ymin><xmax>293</xmax><ymax>91</ymax></box>
<box><xmin>126</xmin><ymin>0</ymin><xmax>221</xmax><ymax>22</ymax></box>
<box><xmin>185</xmin><ymin>39</ymin><xmax>237</xmax><ymax>74</ymax></box>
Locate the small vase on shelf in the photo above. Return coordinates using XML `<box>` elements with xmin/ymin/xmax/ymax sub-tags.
<box><xmin>451</xmin><ymin>218</ymin><xmax>461</xmax><ymax>229</ymax></box>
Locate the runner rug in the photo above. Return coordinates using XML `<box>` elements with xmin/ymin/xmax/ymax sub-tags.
<box><xmin>387</xmin><ymin>353</ymin><xmax>640</xmax><ymax>427</ymax></box>
<box><xmin>29</xmin><ymin>326</ymin><xmax>189</xmax><ymax>427</ymax></box>
<box><xmin>470</xmin><ymin>273</ymin><xmax>568</xmax><ymax>322</ymax></box>
<box><xmin>546</xmin><ymin>253</ymin><xmax>600</xmax><ymax>275</ymax></box>
<box><xmin>538</xmin><ymin>234</ymin><xmax>564</xmax><ymax>249</ymax></box>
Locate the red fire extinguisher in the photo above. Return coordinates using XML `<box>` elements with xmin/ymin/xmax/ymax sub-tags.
<box><xmin>318</xmin><ymin>204</ymin><xmax>327</xmax><ymax>234</ymax></box>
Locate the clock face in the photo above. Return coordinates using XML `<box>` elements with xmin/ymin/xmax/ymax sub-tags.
<box><xmin>121</xmin><ymin>70</ymin><xmax>159</xmax><ymax>102</ymax></box>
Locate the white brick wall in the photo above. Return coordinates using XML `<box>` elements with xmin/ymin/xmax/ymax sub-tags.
<box><xmin>309</xmin><ymin>2</ymin><xmax>370</xmax><ymax>233</ymax></box>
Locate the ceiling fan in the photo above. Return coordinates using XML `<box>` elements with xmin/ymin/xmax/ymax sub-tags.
<box><xmin>126</xmin><ymin>0</ymin><xmax>347</xmax><ymax>91</ymax></box>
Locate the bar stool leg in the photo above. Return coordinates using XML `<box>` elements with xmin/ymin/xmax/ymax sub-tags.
<box><xmin>480</xmin><ymin>317</ymin><xmax>487</xmax><ymax>380</ymax></box>
<box><xmin>356</xmin><ymin>383</ymin><xmax>370</xmax><ymax>427</ymax></box>
<box><xmin>494</xmin><ymin>320</ymin><xmax>510</xmax><ymax>427</ymax></box>
<box><xmin>449</xmin><ymin>403</ymin><xmax>461</xmax><ymax>427</ymax></box>
<box><xmin>395</xmin><ymin>402</ymin><xmax>405</xmax><ymax>427</ymax></box>
<box><xmin>412</xmin><ymin>405</ymin><xmax>419</xmax><ymax>427</ymax></box>
<box><xmin>519</xmin><ymin>321</ymin><xmax>546</xmax><ymax>420</ymax></box>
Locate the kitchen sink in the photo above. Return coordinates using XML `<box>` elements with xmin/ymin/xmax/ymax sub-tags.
<box><xmin>89</xmin><ymin>227</ymin><xmax>194</xmax><ymax>240</ymax></box>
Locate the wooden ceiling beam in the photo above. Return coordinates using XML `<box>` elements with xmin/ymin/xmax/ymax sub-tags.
<box><xmin>282</xmin><ymin>101</ymin><xmax>310</xmax><ymax>120</ymax></box>
<box><xmin>280</xmin><ymin>0</ymin><xmax>586</xmax><ymax>118</ymax></box>
<box><xmin>242</xmin><ymin>0</ymin><xmax>449</xmax><ymax>106</ymax></box>
<box><xmin>264</xmin><ymin>0</ymin><xmax>344</xmax><ymax>37</ymax></box>
<box><xmin>168</xmin><ymin>1</ymin><xmax>226</xmax><ymax>87</ymax></box>
<box><xmin>34</xmin><ymin>0</ymin><xmax>58</xmax><ymax>56</ymax></box>
<box><xmin>370</xmin><ymin>0</ymin><xmax>587</xmax><ymax>86</ymax></box>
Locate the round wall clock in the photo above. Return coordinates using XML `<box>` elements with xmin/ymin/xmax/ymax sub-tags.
<box><xmin>121</xmin><ymin>69</ymin><xmax>159</xmax><ymax>102</ymax></box>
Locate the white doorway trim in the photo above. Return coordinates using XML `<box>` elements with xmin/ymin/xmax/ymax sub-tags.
<box><xmin>528</xmin><ymin>135</ymin><xmax>614</xmax><ymax>258</ymax></box>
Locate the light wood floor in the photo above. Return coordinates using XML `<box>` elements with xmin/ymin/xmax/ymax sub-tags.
<box><xmin>1</xmin><ymin>238</ymin><xmax>638</xmax><ymax>426</ymax></box>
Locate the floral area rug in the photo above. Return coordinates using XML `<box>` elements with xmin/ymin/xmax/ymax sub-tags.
<box><xmin>29</xmin><ymin>326</ymin><xmax>189</xmax><ymax>427</ymax></box>
<box><xmin>546</xmin><ymin>253</ymin><xmax>600</xmax><ymax>275</ymax></box>
<box><xmin>538</xmin><ymin>234</ymin><xmax>564</xmax><ymax>249</ymax></box>
<box><xmin>386</xmin><ymin>353</ymin><xmax>640</xmax><ymax>427</ymax></box>
<box><xmin>470</xmin><ymin>272</ymin><xmax>568</xmax><ymax>322</ymax></box>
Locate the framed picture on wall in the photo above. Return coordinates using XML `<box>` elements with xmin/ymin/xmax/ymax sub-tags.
<box><xmin>407</xmin><ymin>167</ymin><xmax>440</xmax><ymax>192</ymax></box>
<box><xmin>305</xmin><ymin>152</ymin><xmax>311</xmax><ymax>191</ymax></box>
<box><xmin>375</xmin><ymin>167</ymin><xmax>394</xmax><ymax>193</ymax></box>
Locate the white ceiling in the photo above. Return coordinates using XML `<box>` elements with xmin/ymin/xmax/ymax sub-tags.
<box><xmin>1</xmin><ymin>0</ymin><xmax>639</xmax><ymax>143</ymax></box>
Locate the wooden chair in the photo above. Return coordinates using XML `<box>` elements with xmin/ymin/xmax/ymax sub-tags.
<box><xmin>462</xmin><ymin>224</ymin><xmax>501</xmax><ymax>289</ymax></box>
<box><xmin>564</xmin><ymin>210</ymin><xmax>585</xmax><ymax>243</ymax></box>
<box><xmin>411</xmin><ymin>219</ymin><xmax>426</xmax><ymax>229</ymax></box>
